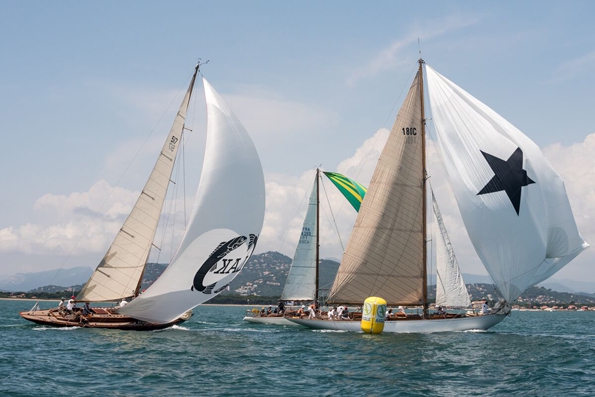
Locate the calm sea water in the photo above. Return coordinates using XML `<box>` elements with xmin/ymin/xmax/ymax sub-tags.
<box><xmin>1</xmin><ymin>300</ymin><xmax>594</xmax><ymax>397</ymax></box>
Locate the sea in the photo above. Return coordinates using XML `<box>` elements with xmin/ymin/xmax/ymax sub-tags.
<box><xmin>1</xmin><ymin>300</ymin><xmax>594</xmax><ymax>397</ymax></box>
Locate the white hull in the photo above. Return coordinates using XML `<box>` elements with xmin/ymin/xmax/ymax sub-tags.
<box><xmin>242</xmin><ymin>316</ymin><xmax>298</xmax><ymax>326</ymax></box>
<box><xmin>287</xmin><ymin>314</ymin><xmax>507</xmax><ymax>333</ymax></box>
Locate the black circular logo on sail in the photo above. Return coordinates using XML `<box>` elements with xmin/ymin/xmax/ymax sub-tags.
<box><xmin>191</xmin><ymin>234</ymin><xmax>258</xmax><ymax>294</ymax></box>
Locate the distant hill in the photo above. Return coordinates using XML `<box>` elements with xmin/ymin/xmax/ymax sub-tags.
<box><xmin>3</xmin><ymin>252</ymin><xmax>594</xmax><ymax>306</ymax></box>
<box><xmin>0</xmin><ymin>267</ymin><xmax>92</xmax><ymax>292</ymax></box>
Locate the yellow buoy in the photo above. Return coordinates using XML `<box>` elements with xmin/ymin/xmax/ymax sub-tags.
<box><xmin>360</xmin><ymin>296</ymin><xmax>386</xmax><ymax>334</ymax></box>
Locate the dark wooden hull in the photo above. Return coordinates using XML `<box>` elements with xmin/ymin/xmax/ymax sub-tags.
<box><xmin>19</xmin><ymin>307</ymin><xmax>193</xmax><ymax>331</ymax></box>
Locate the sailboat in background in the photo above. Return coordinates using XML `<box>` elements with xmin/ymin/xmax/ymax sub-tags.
<box><xmin>431</xmin><ymin>191</ymin><xmax>471</xmax><ymax>309</ymax></box>
<box><xmin>243</xmin><ymin>169</ymin><xmax>365</xmax><ymax>325</ymax></box>
<box><xmin>20</xmin><ymin>63</ymin><xmax>266</xmax><ymax>330</ymax></box>
<box><xmin>289</xmin><ymin>59</ymin><xmax>588</xmax><ymax>333</ymax></box>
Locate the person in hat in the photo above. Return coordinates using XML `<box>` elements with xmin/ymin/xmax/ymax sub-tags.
<box><xmin>82</xmin><ymin>301</ymin><xmax>94</xmax><ymax>316</ymax></box>
<box><xmin>297</xmin><ymin>305</ymin><xmax>306</xmax><ymax>318</ymax></box>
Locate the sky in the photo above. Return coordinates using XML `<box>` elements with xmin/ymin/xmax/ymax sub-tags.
<box><xmin>0</xmin><ymin>1</ymin><xmax>593</xmax><ymax>288</ymax></box>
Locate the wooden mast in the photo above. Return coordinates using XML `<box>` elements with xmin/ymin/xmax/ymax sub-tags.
<box><xmin>315</xmin><ymin>168</ymin><xmax>320</xmax><ymax>305</ymax></box>
<box><xmin>418</xmin><ymin>58</ymin><xmax>428</xmax><ymax>318</ymax></box>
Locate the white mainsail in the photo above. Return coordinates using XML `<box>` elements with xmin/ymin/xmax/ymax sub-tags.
<box><xmin>426</xmin><ymin>65</ymin><xmax>589</xmax><ymax>303</ymax></box>
<box><xmin>432</xmin><ymin>191</ymin><xmax>471</xmax><ymax>308</ymax></box>
<box><xmin>280</xmin><ymin>173</ymin><xmax>318</xmax><ymax>302</ymax></box>
<box><xmin>327</xmin><ymin>71</ymin><xmax>425</xmax><ymax>306</ymax></box>
<box><xmin>77</xmin><ymin>67</ymin><xmax>199</xmax><ymax>302</ymax></box>
<box><xmin>121</xmin><ymin>78</ymin><xmax>266</xmax><ymax>323</ymax></box>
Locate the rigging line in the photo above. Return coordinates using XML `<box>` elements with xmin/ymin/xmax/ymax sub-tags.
<box><xmin>319</xmin><ymin>175</ymin><xmax>345</xmax><ymax>252</ymax></box>
<box><xmin>350</xmin><ymin>63</ymin><xmax>418</xmax><ymax>185</ymax></box>
<box><xmin>153</xmin><ymin>140</ymin><xmax>184</xmax><ymax>267</ymax></box>
<box><xmin>182</xmin><ymin>129</ymin><xmax>187</xmax><ymax>230</ymax></box>
<box><xmin>275</xmin><ymin>170</ymin><xmax>312</xmax><ymax>256</ymax></box>
<box><xmin>45</xmin><ymin>70</ymin><xmax>194</xmax><ymax>288</ymax></box>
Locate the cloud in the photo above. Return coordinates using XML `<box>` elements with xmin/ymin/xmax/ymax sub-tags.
<box><xmin>552</xmin><ymin>50</ymin><xmax>595</xmax><ymax>83</ymax></box>
<box><xmin>347</xmin><ymin>14</ymin><xmax>481</xmax><ymax>85</ymax></box>
<box><xmin>225</xmin><ymin>88</ymin><xmax>339</xmax><ymax>145</ymax></box>
<box><xmin>0</xmin><ymin>180</ymin><xmax>188</xmax><ymax>259</ymax></box>
<box><xmin>543</xmin><ymin>133</ymin><xmax>595</xmax><ymax>244</ymax></box>
<box><xmin>2</xmin><ymin>127</ymin><xmax>594</xmax><ymax>284</ymax></box>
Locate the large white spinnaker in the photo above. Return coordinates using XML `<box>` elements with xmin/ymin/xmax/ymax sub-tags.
<box><xmin>280</xmin><ymin>174</ymin><xmax>318</xmax><ymax>302</ymax></box>
<box><xmin>432</xmin><ymin>191</ymin><xmax>471</xmax><ymax>308</ymax></box>
<box><xmin>426</xmin><ymin>65</ymin><xmax>589</xmax><ymax>303</ymax></box>
<box><xmin>121</xmin><ymin>78</ymin><xmax>266</xmax><ymax>323</ymax></box>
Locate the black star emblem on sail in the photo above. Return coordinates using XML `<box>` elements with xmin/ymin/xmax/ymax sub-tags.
<box><xmin>477</xmin><ymin>147</ymin><xmax>535</xmax><ymax>215</ymax></box>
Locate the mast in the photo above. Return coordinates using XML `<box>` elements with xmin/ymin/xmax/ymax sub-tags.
<box><xmin>418</xmin><ymin>58</ymin><xmax>428</xmax><ymax>318</ymax></box>
<box><xmin>315</xmin><ymin>167</ymin><xmax>320</xmax><ymax>305</ymax></box>
<box><xmin>133</xmin><ymin>63</ymin><xmax>201</xmax><ymax>297</ymax></box>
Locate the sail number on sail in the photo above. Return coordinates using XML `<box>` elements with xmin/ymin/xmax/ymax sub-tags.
<box><xmin>299</xmin><ymin>226</ymin><xmax>312</xmax><ymax>244</ymax></box>
<box><xmin>403</xmin><ymin>127</ymin><xmax>418</xmax><ymax>144</ymax></box>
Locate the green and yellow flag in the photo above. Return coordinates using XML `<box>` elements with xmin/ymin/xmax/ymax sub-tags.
<box><xmin>323</xmin><ymin>171</ymin><xmax>367</xmax><ymax>212</ymax></box>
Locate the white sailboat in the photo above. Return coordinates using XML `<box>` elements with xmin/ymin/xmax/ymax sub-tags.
<box><xmin>244</xmin><ymin>169</ymin><xmax>321</xmax><ymax>325</ymax></box>
<box><xmin>289</xmin><ymin>59</ymin><xmax>588</xmax><ymax>333</ymax></box>
<box><xmin>20</xmin><ymin>63</ymin><xmax>266</xmax><ymax>330</ymax></box>
<box><xmin>243</xmin><ymin>169</ymin><xmax>366</xmax><ymax>325</ymax></box>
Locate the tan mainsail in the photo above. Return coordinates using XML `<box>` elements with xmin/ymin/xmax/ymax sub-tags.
<box><xmin>77</xmin><ymin>68</ymin><xmax>199</xmax><ymax>302</ymax></box>
<box><xmin>327</xmin><ymin>71</ymin><xmax>424</xmax><ymax>305</ymax></box>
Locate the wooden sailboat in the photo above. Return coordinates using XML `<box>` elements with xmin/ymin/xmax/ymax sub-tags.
<box><xmin>20</xmin><ymin>63</ymin><xmax>266</xmax><ymax>330</ymax></box>
<box><xmin>289</xmin><ymin>59</ymin><xmax>589</xmax><ymax>333</ymax></box>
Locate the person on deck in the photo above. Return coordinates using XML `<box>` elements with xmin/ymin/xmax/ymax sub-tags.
<box><xmin>328</xmin><ymin>307</ymin><xmax>337</xmax><ymax>320</ymax></box>
<box><xmin>341</xmin><ymin>307</ymin><xmax>349</xmax><ymax>320</ymax></box>
<box><xmin>58</xmin><ymin>298</ymin><xmax>65</xmax><ymax>312</ymax></box>
<box><xmin>297</xmin><ymin>305</ymin><xmax>306</xmax><ymax>318</ymax></box>
<box><xmin>386</xmin><ymin>308</ymin><xmax>393</xmax><ymax>319</ymax></box>
<box><xmin>66</xmin><ymin>299</ymin><xmax>75</xmax><ymax>314</ymax></box>
<box><xmin>308</xmin><ymin>303</ymin><xmax>316</xmax><ymax>319</ymax></box>
<box><xmin>482</xmin><ymin>300</ymin><xmax>490</xmax><ymax>315</ymax></box>
<box><xmin>277</xmin><ymin>300</ymin><xmax>285</xmax><ymax>314</ymax></box>
<box><xmin>83</xmin><ymin>302</ymin><xmax>94</xmax><ymax>316</ymax></box>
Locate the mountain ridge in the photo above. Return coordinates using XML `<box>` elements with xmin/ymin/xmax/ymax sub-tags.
<box><xmin>2</xmin><ymin>252</ymin><xmax>594</xmax><ymax>305</ymax></box>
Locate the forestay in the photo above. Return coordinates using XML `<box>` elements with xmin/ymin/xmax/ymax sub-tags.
<box><xmin>121</xmin><ymin>78</ymin><xmax>266</xmax><ymax>323</ymax></box>
<box><xmin>426</xmin><ymin>65</ymin><xmax>589</xmax><ymax>303</ymax></box>
<box><xmin>77</xmin><ymin>69</ymin><xmax>198</xmax><ymax>302</ymax></box>
<box><xmin>432</xmin><ymin>192</ymin><xmax>471</xmax><ymax>308</ymax></box>
<box><xmin>280</xmin><ymin>174</ymin><xmax>318</xmax><ymax>302</ymax></box>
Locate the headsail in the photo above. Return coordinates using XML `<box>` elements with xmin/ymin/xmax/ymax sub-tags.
<box><xmin>323</xmin><ymin>171</ymin><xmax>367</xmax><ymax>212</ymax></box>
<box><xmin>77</xmin><ymin>66</ymin><xmax>199</xmax><ymax>302</ymax></box>
<box><xmin>327</xmin><ymin>71</ymin><xmax>425</xmax><ymax>306</ymax></box>
<box><xmin>280</xmin><ymin>172</ymin><xmax>319</xmax><ymax>302</ymax></box>
<box><xmin>121</xmin><ymin>78</ymin><xmax>266</xmax><ymax>323</ymax></box>
<box><xmin>426</xmin><ymin>65</ymin><xmax>589</xmax><ymax>303</ymax></box>
<box><xmin>432</xmin><ymin>191</ymin><xmax>471</xmax><ymax>308</ymax></box>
